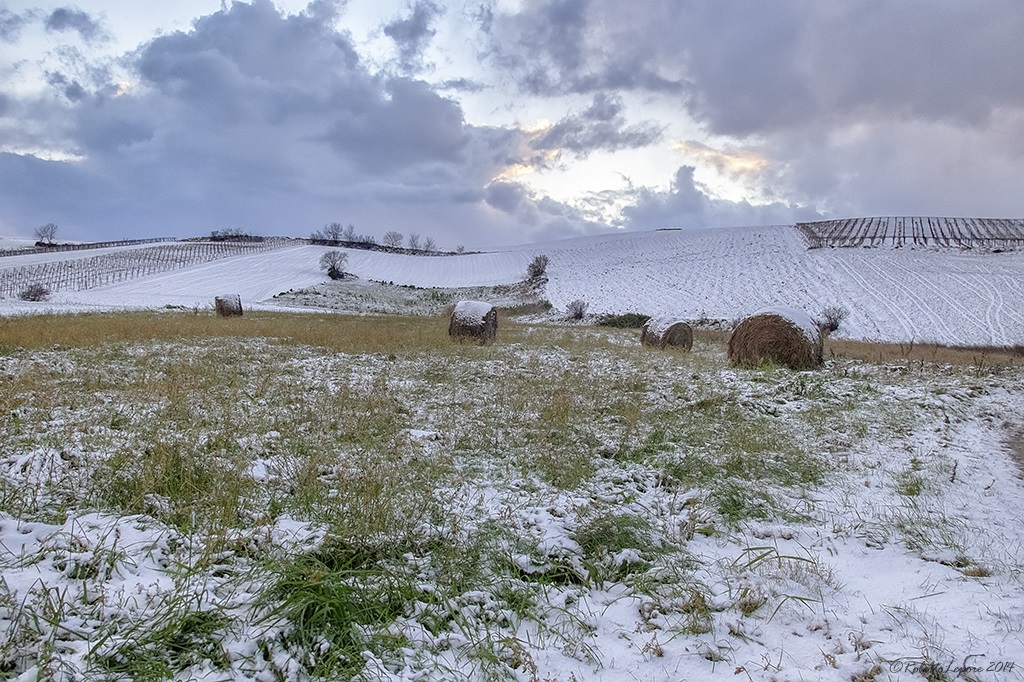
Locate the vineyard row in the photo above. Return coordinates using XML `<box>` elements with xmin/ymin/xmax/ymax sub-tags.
<box><xmin>0</xmin><ymin>237</ymin><xmax>176</xmax><ymax>260</ymax></box>
<box><xmin>0</xmin><ymin>240</ymin><xmax>289</xmax><ymax>299</ymax></box>
<box><xmin>797</xmin><ymin>217</ymin><xmax>1024</xmax><ymax>249</ymax></box>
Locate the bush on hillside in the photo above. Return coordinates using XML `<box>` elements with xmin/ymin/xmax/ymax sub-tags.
<box><xmin>565</xmin><ymin>299</ymin><xmax>588</xmax><ymax>321</ymax></box>
<box><xmin>818</xmin><ymin>305</ymin><xmax>850</xmax><ymax>336</ymax></box>
<box><xmin>595</xmin><ymin>313</ymin><xmax>650</xmax><ymax>328</ymax></box>
<box><xmin>19</xmin><ymin>284</ymin><xmax>51</xmax><ymax>301</ymax></box>
<box><xmin>527</xmin><ymin>254</ymin><xmax>549</xmax><ymax>279</ymax></box>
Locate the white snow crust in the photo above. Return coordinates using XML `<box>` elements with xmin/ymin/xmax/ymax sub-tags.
<box><xmin>451</xmin><ymin>299</ymin><xmax>494</xmax><ymax>325</ymax></box>
<box><xmin>2</xmin><ymin>224</ymin><xmax>1023</xmax><ymax>345</ymax></box>
<box><xmin>752</xmin><ymin>305</ymin><xmax>821</xmax><ymax>343</ymax></box>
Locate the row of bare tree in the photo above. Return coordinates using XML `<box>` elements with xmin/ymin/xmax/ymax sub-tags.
<box><xmin>312</xmin><ymin>222</ymin><xmax>465</xmax><ymax>254</ymax></box>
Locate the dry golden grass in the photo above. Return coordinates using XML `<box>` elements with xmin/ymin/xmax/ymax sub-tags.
<box><xmin>0</xmin><ymin>311</ymin><xmax>453</xmax><ymax>354</ymax></box>
<box><xmin>691</xmin><ymin>330</ymin><xmax>1022</xmax><ymax>368</ymax></box>
<box><xmin>2</xmin><ymin>311</ymin><xmax>1020</xmax><ymax>369</ymax></box>
<box><xmin>824</xmin><ymin>337</ymin><xmax>1024</xmax><ymax>367</ymax></box>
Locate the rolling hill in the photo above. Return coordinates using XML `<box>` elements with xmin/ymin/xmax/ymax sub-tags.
<box><xmin>2</xmin><ymin>224</ymin><xmax>1023</xmax><ymax>347</ymax></box>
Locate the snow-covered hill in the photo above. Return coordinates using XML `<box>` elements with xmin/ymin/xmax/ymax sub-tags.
<box><xmin>2</xmin><ymin>225</ymin><xmax>1023</xmax><ymax>347</ymax></box>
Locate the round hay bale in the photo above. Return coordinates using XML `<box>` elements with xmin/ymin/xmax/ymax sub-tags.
<box><xmin>640</xmin><ymin>317</ymin><xmax>693</xmax><ymax>350</ymax></box>
<box><xmin>448</xmin><ymin>300</ymin><xmax>497</xmax><ymax>345</ymax></box>
<box><xmin>728</xmin><ymin>307</ymin><xmax>822</xmax><ymax>370</ymax></box>
<box><xmin>215</xmin><ymin>294</ymin><xmax>243</xmax><ymax>317</ymax></box>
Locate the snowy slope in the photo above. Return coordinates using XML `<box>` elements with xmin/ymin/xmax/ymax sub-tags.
<box><xmin>2</xmin><ymin>226</ymin><xmax>1023</xmax><ymax>346</ymax></box>
<box><xmin>533</xmin><ymin>226</ymin><xmax>1024</xmax><ymax>346</ymax></box>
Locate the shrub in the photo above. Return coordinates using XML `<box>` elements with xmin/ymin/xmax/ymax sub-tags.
<box><xmin>818</xmin><ymin>305</ymin><xmax>850</xmax><ymax>336</ymax></box>
<box><xmin>595</xmin><ymin>313</ymin><xmax>650</xmax><ymax>328</ymax></box>
<box><xmin>565</xmin><ymin>299</ymin><xmax>588</xmax><ymax>321</ymax></box>
<box><xmin>18</xmin><ymin>284</ymin><xmax>51</xmax><ymax>301</ymax></box>
<box><xmin>526</xmin><ymin>254</ymin><xmax>549</xmax><ymax>279</ymax></box>
<box><xmin>319</xmin><ymin>251</ymin><xmax>348</xmax><ymax>280</ymax></box>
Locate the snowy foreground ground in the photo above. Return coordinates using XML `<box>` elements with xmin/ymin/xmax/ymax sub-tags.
<box><xmin>1</xmin><ymin>318</ymin><xmax>1023</xmax><ymax>682</ymax></box>
<box><xmin>1</xmin><ymin>227</ymin><xmax>1023</xmax><ymax>681</ymax></box>
<box><xmin>3</xmin><ymin>225</ymin><xmax>1024</xmax><ymax>346</ymax></box>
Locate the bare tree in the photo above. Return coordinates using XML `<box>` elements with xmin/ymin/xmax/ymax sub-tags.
<box><xmin>455</xmin><ymin>245</ymin><xmax>466</xmax><ymax>254</ymax></box>
<box><xmin>342</xmin><ymin>223</ymin><xmax>356</xmax><ymax>242</ymax></box>
<box><xmin>407</xmin><ymin>233</ymin><xmax>421</xmax><ymax>251</ymax></box>
<box><xmin>383</xmin><ymin>231</ymin><xmax>404</xmax><ymax>248</ymax></box>
<box><xmin>527</xmin><ymin>254</ymin><xmax>549</xmax><ymax>279</ymax></box>
<box><xmin>319</xmin><ymin>250</ymin><xmax>348</xmax><ymax>280</ymax></box>
<box><xmin>34</xmin><ymin>223</ymin><xmax>58</xmax><ymax>245</ymax></box>
<box><xmin>423</xmin><ymin>236</ymin><xmax>437</xmax><ymax>253</ymax></box>
<box><xmin>323</xmin><ymin>222</ymin><xmax>344</xmax><ymax>242</ymax></box>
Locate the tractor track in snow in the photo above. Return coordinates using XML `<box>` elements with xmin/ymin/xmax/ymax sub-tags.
<box><xmin>846</xmin><ymin>254</ymin><xmax>957</xmax><ymax>341</ymax></box>
<box><xmin>828</xmin><ymin>256</ymin><xmax>921</xmax><ymax>341</ymax></box>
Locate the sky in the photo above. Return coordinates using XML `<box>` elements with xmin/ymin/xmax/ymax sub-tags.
<box><xmin>1</xmin><ymin>1</ymin><xmax>1023</xmax><ymax>248</ymax></box>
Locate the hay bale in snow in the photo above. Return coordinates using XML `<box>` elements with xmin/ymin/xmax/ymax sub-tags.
<box><xmin>728</xmin><ymin>307</ymin><xmax>822</xmax><ymax>369</ymax></box>
<box><xmin>640</xmin><ymin>317</ymin><xmax>693</xmax><ymax>350</ymax></box>
<box><xmin>448</xmin><ymin>300</ymin><xmax>497</xmax><ymax>345</ymax></box>
<box><xmin>215</xmin><ymin>294</ymin><xmax>243</xmax><ymax>317</ymax></box>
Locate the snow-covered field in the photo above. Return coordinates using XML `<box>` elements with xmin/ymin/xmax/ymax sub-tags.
<box><xmin>3</xmin><ymin>225</ymin><xmax>1022</xmax><ymax>346</ymax></box>
<box><xmin>0</xmin><ymin>321</ymin><xmax>1022</xmax><ymax>681</ymax></box>
<box><xmin>2</xmin><ymin>224</ymin><xmax>1024</xmax><ymax>681</ymax></box>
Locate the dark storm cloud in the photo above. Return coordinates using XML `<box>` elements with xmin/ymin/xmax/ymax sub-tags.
<box><xmin>530</xmin><ymin>93</ymin><xmax>663</xmax><ymax>158</ymax></box>
<box><xmin>322</xmin><ymin>77</ymin><xmax>469</xmax><ymax>174</ymax></box>
<box><xmin>383</xmin><ymin>0</ymin><xmax>443</xmax><ymax>73</ymax></box>
<box><xmin>44</xmin><ymin>6</ymin><xmax>107</xmax><ymax>43</ymax></box>
<box><xmin>0</xmin><ymin>0</ymin><xmax>600</xmax><ymax>245</ymax></box>
<box><xmin>479</xmin><ymin>0</ymin><xmax>683</xmax><ymax>96</ymax></box>
<box><xmin>483</xmin><ymin>0</ymin><xmax>1024</xmax><ymax>135</ymax></box>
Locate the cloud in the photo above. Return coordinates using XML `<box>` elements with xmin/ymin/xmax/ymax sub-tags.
<box><xmin>621</xmin><ymin>166</ymin><xmax>820</xmax><ymax>232</ymax></box>
<box><xmin>5</xmin><ymin>0</ymin><xmax>1021</xmax><ymax>245</ymax></box>
<box><xmin>479</xmin><ymin>0</ymin><xmax>683</xmax><ymax>96</ymax></box>
<box><xmin>437</xmin><ymin>77</ymin><xmax>487</xmax><ymax>93</ymax></box>
<box><xmin>673</xmin><ymin>141</ymin><xmax>769</xmax><ymax>179</ymax></box>
<box><xmin>0</xmin><ymin>0</ymin><xmax>602</xmax><ymax>246</ymax></box>
<box><xmin>483</xmin><ymin>1</ymin><xmax>1024</xmax><ymax>136</ymax></box>
<box><xmin>529</xmin><ymin>93</ymin><xmax>663</xmax><ymax>159</ymax></box>
<box><xmin>480</xmin><ymin>0</ymin><xmax>1024</xmax><ymax>221</ymax></box>
<box><xmin>0</xmin><ymin>8</ymin><xmax>31</xmax><ymax>42</ymax></box>
<box><xmin>383</xmin><ymin>1</ymin><xmax>443</xmax><ymax>73</ymax></box>
<box><xmin>485</xmin><ymin>179</ymin><xmax>607</xmax><ymax>241</ymax></box>
<box><xmin>45</xmin><ymin>71</ymin><xmax>88</xmax><ymax>101</ymax></box>
<box><xmin>44</xmin><ymin>6</ymin><xmax>107</xmax><ymax>43</ymax></box>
